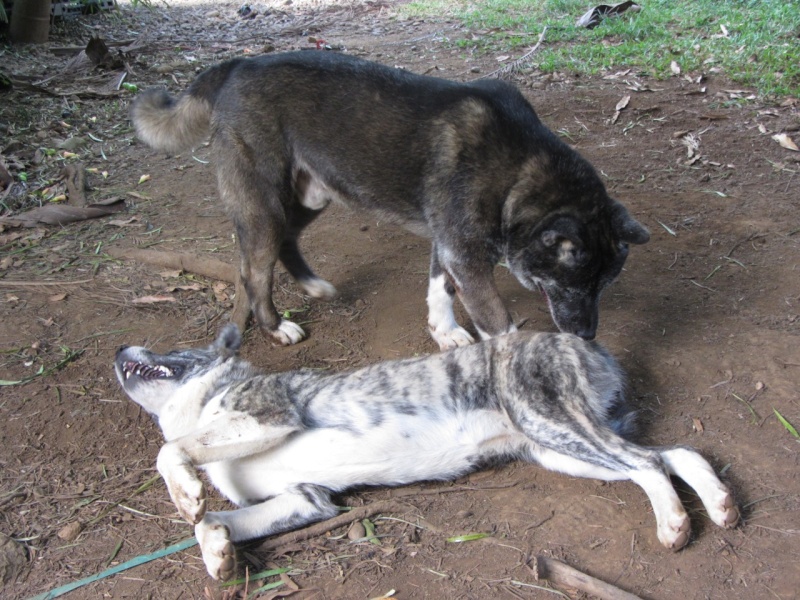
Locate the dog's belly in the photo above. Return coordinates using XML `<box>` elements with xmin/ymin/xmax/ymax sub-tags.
<box><xmin>204</xmin><ymin>408</ymin><xmax>527</xmax><ymax>506</ymax></box>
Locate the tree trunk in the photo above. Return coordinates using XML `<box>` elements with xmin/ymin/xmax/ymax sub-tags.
<box><xmin>10</xmin><ymin>0</ymin><xmax>52</xmax><ymax>44</ymax></box>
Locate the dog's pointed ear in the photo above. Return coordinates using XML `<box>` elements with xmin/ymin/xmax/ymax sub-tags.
<box><xmin>214</xmin><ymin>323</ymin><xmax>242</xmax><ymax>357</ymax></box>
<box><xmin>611</xmin><ymin>201</ymin><xmax>650</xmax><ymax>245</ymax></box>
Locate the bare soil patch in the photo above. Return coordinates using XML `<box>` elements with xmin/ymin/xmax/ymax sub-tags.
<box><xmin>2</xmin><ymin>2</ymin><xmax>799</xmax><ymax>599</ymax></box>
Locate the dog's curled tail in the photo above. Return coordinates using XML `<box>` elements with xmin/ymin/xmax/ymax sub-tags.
<box><xmin>131</xmin><ymin>89</ymin><xmax>211</xmax><ymax>154</ymax></box>
<box><xmin>130</xmin><ymin>59</ymin><xmax>239</xmax><ymax>154</ymax></box>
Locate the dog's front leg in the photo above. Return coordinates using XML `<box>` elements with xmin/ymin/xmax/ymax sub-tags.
<box><xmin>196</xmin><ymin>485</ymin><xmax>337</xmax><ymax>581</ymax></box>
<box><xmin>427</xmin><ymin>253</ymin><xmax>475</xmax><ymax>350</ymax></box>
<box><xmin>430</xmin><ymin>251</ymin><xmax>516</xmax><ymax>347</ymax></box>
<box><xmin>157</xmin><ymin>413</ymin><xmax>300</xmax><ymax>525</ymax></box>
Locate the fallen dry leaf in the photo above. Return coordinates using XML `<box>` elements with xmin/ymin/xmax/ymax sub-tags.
<box><xmin>48</xmin><ymin>293</ymin><xmax>67</xmax><ymax>302</ymax></box>
<box><xmin>138</xmin><ymin>174</ymin><xmax>151</xmax><ymax>184</ymax></box>
<box><xmin>57</xmin><ymin>521</ymin><xmax>82</xmax><ymax>542</ymax></box>
<box><xmin>107</xmin><ymin>216</ymin><xmax>141</xmax><ymax>227</ymax></box>
<box><xmin>212</xmin><ymin>281</ymin><xmax>230</xmax><ymax>302</ymax></box>
<box><xmin>0</xmin><ymin>198</ymin><xmax>125</xmax><ymax>228</ymax></box>
<box><xmin>670</xmin><ymin>60</ymin><xmax>681</xmax><ymax>75</ymax></box>
<box><xmin>772</xmin><ymin>133</ymin><xmax>799</xmax><ymax>151</ymax></box>
<box><xmin>158</xmin><ymin>269</ymin><xmax>183</xmax><ymax>279</ymax></box>
<box><xmin>576</xmin><ymin>1</ymin><xmax>640</xmax><ymax>29</ymax></box>
<box><xmin>692</xmin><ymin>417</ymin><xmax>704</xmax><ymax>433</ymax></box>
<box><xmin>615</xmin><ymin>94</ymin><xmax>631</xmax><ymax>111</ymax></box>
<box><xmin>175</xmin><ymin>283</ymin><xmax>204</xmax><ymax>291</ymax></box>
<box><xmin>131</xmin><ymin>295</ymin><xmax>177</xmax><ymax>304</ymax></box>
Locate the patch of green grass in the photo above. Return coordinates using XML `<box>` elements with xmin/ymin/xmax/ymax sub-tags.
<box><xmin>402</xmin><ymin>0</ymin><xmax>800</xmax><ymax>97</ymax></box>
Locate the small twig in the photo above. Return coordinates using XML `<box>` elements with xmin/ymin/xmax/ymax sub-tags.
<box><xmin>257</xmin><ymin>501</ymin><xmax>406</xmax><ymax>553</ymax></box>
<box><xmin>689</xmin><ymin>279</ymin><xmax>716</xmax><ymax>292</ymax></box>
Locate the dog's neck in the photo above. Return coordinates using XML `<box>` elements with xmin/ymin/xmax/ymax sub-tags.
<box><xmin>158</xmin><ymin>359</ymin><xmax>257</xmax><ymax>441</ymax></box>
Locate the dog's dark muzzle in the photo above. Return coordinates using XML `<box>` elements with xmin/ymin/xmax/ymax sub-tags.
<box><xmin>546</xmin><ymin>290</ymin><xmax>599</xmax><ymax>341</ymax></box>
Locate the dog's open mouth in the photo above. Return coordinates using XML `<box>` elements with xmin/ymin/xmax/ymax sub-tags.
<box><xmin>121</xmin><ymin>361</ymin><xmax>174</xmax><ymax>381</ymax></box>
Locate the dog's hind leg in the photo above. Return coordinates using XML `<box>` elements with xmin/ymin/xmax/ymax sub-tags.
<box><xmin>529</xmin><ymin>444</ymin><xmax>693</xmax><ymax>550</ymax></box>
<box><xmin>216</xmin><ymin>149</ymin><xmax>305</xmax><ymax>345</ymax></box>
<box><xmin>279</xmin><ymin>202</ymin><xmax>337</xmax><ymax>300</ymax></box>
<box><xmin>427</xmin><ymin>249</ymin><xmax>475</xmax><ymax>350</ymax></box>
<box><xmin>196</xmin><ymin>484</ymin><xmax>337</xmax><ymax>581</ymax></box>
<box><xmin>659</xmin><ymin>446</ymin><xmax>739</xmax><ymax>529</ymax></box>
<box><xmin>157</xmin><ymin>412</ymin><xmax>300</xmax><ymax>526</ymax></box>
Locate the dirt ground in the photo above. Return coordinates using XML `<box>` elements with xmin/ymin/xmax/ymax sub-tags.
<box><xmin>1</xmin><ymin>1</ymin><xmax>799</xmax><ymax>599</ymax></box>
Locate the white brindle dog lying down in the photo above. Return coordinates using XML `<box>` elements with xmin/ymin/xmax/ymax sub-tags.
<box><xmin>114</xmin><ymin>324</ymin><xmax>739</xmax><ymax>580</ymax></box>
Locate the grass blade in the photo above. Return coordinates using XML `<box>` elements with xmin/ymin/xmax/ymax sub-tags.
<box><xmin>773</xmin><ymin>408</ymin><xmax>800</xmax><ymax>439</ymax></box>
<box><xmin>446</xmin><ymin>532</ymin><xmax>490</xmax><ymax>543</ymax></box>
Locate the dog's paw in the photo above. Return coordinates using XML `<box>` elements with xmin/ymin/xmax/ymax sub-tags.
<box><xmin>269</xmin><ymin>319</ymin><xmax>306</xmax><ymax>345</ymax></box>
<box><xmin>166</xmin><ymin>472</ymin><xmax>207</xmax><ymax>525</ymax></box>
<box><xmin>158</xmin><ymin>449</ymin><xmax>207</xmax><ymax>525</ymax></box>
<box><xmin>708</xmin><ymin>490</ymin><xmax>740</xmax><ymax>529</ymax></box>
<box><xmin>300</xmin><ymin>277</ymin><xmax>337</xmax><ymax>300</ymax></box>
<box><xmin>658</xmin><ymin>512</ymin><xmax>691</xmax><ymax>551</ymax></box>
<box><xmin>429</xmin><ymin>325</ymin><xmax>475</xmax><ymax>351</ymax></box>
<box><xmin>197</xmin><ymin>520</ymin><xmax>236</xmax><ymax>581</ymax></box>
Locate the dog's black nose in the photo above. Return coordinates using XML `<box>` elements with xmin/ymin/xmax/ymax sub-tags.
<box><xmin>116</xmin><ymin>345</ymin><xmax>129</xmax><ymax>358</ymax></box>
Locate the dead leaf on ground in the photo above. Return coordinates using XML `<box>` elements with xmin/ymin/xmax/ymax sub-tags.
<box><xmin>48</xmin><ymin>293</ymin><xmax>67</xmax><ymax>302</ymax></box>
<box><xmin>212</xmin><ymin>281</ymin><xmax>230</xmax><ymax>302</ymax></box>
<box><xmin>609</xmin><ymin>94</ymin><xmax>631</xmax><ymax>124</ymax></box>
<box><xmin>131</xmin><ymin>295</ymin><xmax>177</xmax><ymax>304</ymax></box>
<box><xmin>670</xmin><ymin>61</ymin><xmax>681</xmax><ymax>75</ymax></box>
<box><xmin>168</xmin><ymin>283</ymin><xmax>204</xmax><ymax>292</ymax></box>
<box><xmin>158</xmin><ymin>269</ymin><xmax>183</xmax><ymax>279</ymax></box>
<box><xmin>772</xmin><ymin>133</ymin><xmax>799</xmax><ymax>151</ymax></box>
<box><xmin>0</xmin><ymin>197</ymin><xmax>125</xmax><ymax>228</ymax></box>
<box><xmin>107</xmin><ymin>216</ymin><xmax>141</xmax><ymax>227</ymax></box>
<box><xmin>692</xmin><ymin>417</ymin><xmax>704</xmax><ymax>433</ymax></box>
<box><xmin>0</xmin><ymin>532</ymin><xmax>28</xmax><ymax>584</ymax></box>
<box><xmin>57</xmin><ymin>521</ymin><xmax>82</xmax><ymax>542</ymax></box>
<box><xmin>576</xmin><ymin>1</ymin><xmax>640</xmax><ymax>29</ymax></box>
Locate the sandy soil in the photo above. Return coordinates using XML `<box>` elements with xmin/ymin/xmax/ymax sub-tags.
<box><xmin>1</xmin><ymin>2</ymin><xmax>799</xmax><ymax>599</ymax></box>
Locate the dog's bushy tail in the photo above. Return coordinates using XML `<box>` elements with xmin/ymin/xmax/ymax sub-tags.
<box><xmin>605</xmin><ymin>391</ymin><xmax>638</xmax><ymax>441</ymax></box>
<box><xmin>130</xmin><ymin>60</ymin><xmax>239</xmax><ymax>154</ymax></box>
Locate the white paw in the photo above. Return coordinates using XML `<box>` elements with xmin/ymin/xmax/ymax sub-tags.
<box><xmin>165</xmin><ymin>469</ymin><xmax>206</xmax><ymax>525</ymax></box>
<box><xmin>429</xmin><ymin>324</ymin><xmax>475</xmax><ymax>351</ymax></box>
<box><xmin>707</xmin><ymin>488</ymin><xmax>740</xmax><ymax>529</ymax></box>
<box><xmin>196</xmin><ymin>519</ymin><xmax>235</xmax><ymax>581</ymax></box>
<box><xmin>657</xmin><ymin>511</ymin><xmax>691</xmax><ymax>551</ymax></box>
<box><xmin>157</xmin><ymin>450</ymin><xmax>206</xmax><ymax>525</ymax></box>
<box><xmin>269</xmin><ymin>319</ymin><xmax>306</xmax><ymax>345</ymax></box>
<box><xmin>301</xmin><ymin>278</ymin><xmax>337</xmax><ymax>300</ymax></box>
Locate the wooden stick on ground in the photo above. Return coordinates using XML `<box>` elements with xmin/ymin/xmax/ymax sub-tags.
<box><xmin>107</xmin><ymin>247</ymin><xmax>251</xmax><ymax>330</ymax></box>
<box><xmin>107</xmin><ymin>247</ymin><xmax>236</xmax><ymax>282</ymax></box>
<box><xmin>532</xmin><ymin>556</ymin><xmax>643</xmax><ymax>600</ymax></box>
<box><xmin>257</xmin><ymin>501</ymin><xmax>406</xmax><ymax>553</ymax></box>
